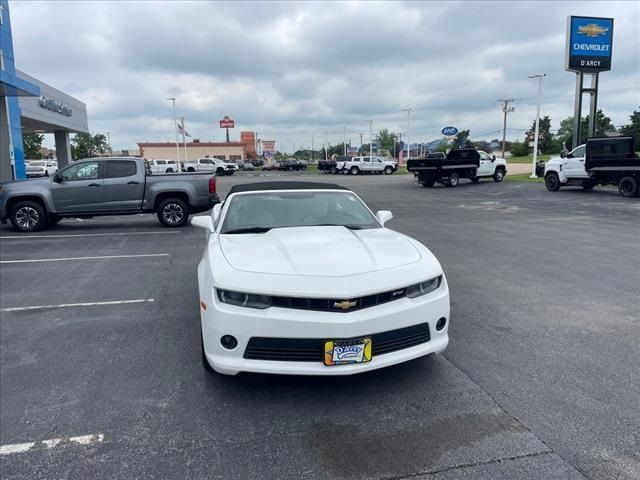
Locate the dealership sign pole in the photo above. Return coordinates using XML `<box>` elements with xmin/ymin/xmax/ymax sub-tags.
<box><xmin>219</xmin><ymin>115</ymin><xmax>235</xmax><ymax>142</ymax></box>
<box><xmin>565</xmin><ymin>16</ymin><xmax>613</xmax><ymax>149</ymax></box>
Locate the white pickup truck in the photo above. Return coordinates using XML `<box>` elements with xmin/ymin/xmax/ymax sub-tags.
<box><xmin>184</xmin><ymin>158</ymin><xmax>238</xmax><ymax>176</ymax></box>
<box><xmin>340</xmin><ymin>156</ymin><xmax>398</xmax><ymax>175</ymax></box>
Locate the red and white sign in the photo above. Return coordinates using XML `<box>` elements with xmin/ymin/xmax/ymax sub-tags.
<box><xmin>219</xmin><ymin>116</ymin><xmax>235</xmax><ymax>128</ymax></box>
<box><xmin>262</xmin><ymin>140</ymin><xmax>276</xmax><ymax>152</ymax></box>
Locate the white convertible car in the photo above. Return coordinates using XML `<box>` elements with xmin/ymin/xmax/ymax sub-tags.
<box><xmin>192</xmin><ymin>182</ymin><xmax>449</xmax><ymax>375</ymax></box>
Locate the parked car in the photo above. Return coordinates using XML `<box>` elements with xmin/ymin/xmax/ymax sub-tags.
<box><xmin>147</xmin><ymin>159</ymin><xmax>179</xmax><ymax>174</ymax></box>
<box><xmin>340</xmin><ymin>156</ymin><xmax>397</xmax><ymax>175</ymax></box>
<box><xmin>191</xmin><ymin>181</ymin><xmax>450</xmax><ymax>375</ymax></box>
<box><xmin>239</xmin><ymin>162</ymin><xmax>255</xmax><ymax>171</ymax></box>
<box><xmin>25</xmin><ymin>160</ymin><xmax>58</xmax><ymax>178</ymax></box>
<box><xmin>184</xmin><ymin>158</ymin><xmax>238</xmax><ymax>175</ymax></box>
<box><xmin>407</xmin><ymin>149</ymin><xmax>507</xmax><ymax>187</ymax></box>
<box><xmin>278</xmin><ymin>159</ymin><xmax>307</xmax><ymax>171</ymax></box>
<box><xmin>540</xmin><ymin>137</ymin><xmax>639</xmax><ymax>197</ymax></box>
<box><xmin>0</xmin><ymin>157</ymin><xmax>220</xmax><ymax>232</ymax></box>
<box><xmin>261</xmin><ymin>162</ymin><xmax>279</xmax><ymax>171</ymax></box>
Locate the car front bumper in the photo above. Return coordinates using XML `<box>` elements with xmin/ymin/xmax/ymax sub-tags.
<box><xmin>200</xmin><ymin>282</ymin><xmax>450</xmax><ymax>375</ymax></box>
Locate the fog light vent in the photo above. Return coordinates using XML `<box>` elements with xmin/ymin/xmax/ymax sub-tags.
<box><xmin>436</xmin><ymin>317</ymin><xmax>447</xmax><ymax>331</ymax></box>
<box><xmin>220</xmin><ymin>335</ymin><xmax>238</xmax><ymax>350</ymax></box>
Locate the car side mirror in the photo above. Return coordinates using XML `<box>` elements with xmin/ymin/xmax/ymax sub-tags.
<box><xmin>376</xmin><ymin>210</ymin><xmax>393</xmax><ymax>226</ymax></box>
<box><xmin>560</xmin><ymin>151</ymin><xmax>565</xmax><ymax>158</ymax></box>
<box><xmin>492</xmin><ymin>155</ymin><xmax>496</xmax><ymax>161</ymax></box>
<box><xmin>191</xmin><ymin>215</ymin><xmax>214</xmax><ymax>232</ymax></box>
<box><xmin>53</xmin><ymin>174</ymin><xmax>62</xmax><ymax>183</ymax></box>
<box><xmin>211</xmin><ymin>203</ymin><xmax>222</xmax><ymax>225</ymax></box>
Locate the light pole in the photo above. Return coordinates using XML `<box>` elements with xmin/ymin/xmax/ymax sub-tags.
<box><xmin>290</xmin><ymin>142</ymin><xmax>295</xmax><ymax>157</ymax></box>
<box><xmin>343</xmin><ymin>126</ymin><xmax>347</xmax><ymax>156</ymax></box>
<box><xmin>529</xmin><ymin>74</ymin><xmax>546</xmax><ymax>178</ymax></box>
<box><xmin>401</xmin><ymin>107</ymin><xmax>412</xmax><ymax>162</ymax></box>
<box><xmin>311</xmin><ymin>134</ymin><xmax>314</xmax><ymax>162</ymax></box>
<box><xmin>166</xmin><ymin>97</ymin><xmax>180</xmax><ymax>164</ymax></box>
<box><xmin>368</xmin><ymin>120</ymin><xmax>373</xmax><ymax>160</ymax></box>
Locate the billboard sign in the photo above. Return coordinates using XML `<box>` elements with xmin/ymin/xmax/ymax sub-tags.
<box><xmin>219</xmin><ymin>115</ymin><xmax>235</xmax><ymax>128</ymax></box>
<box><xmin>262</xmin><ymin>140</ymin><xmax>276</xmax><ymax>158</ymax></box>
<box><xmin>441</xmin><ymin>126</ymin><xmax>458</xmax><ymax>136</ymax></box>
<box><xmin>566</xmin><ymin>16</ymin><xmax>613</xmax><ymax>72</ymax></box>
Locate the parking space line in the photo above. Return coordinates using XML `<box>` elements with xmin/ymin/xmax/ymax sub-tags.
<box><xmin>0</xmin><ymin>433</ymin><xmax>104</xmax><ymax>456</ymax></box>
<box><xmin>0</xmin><ymin>231</ymin><xmax>182</xmax><ymax>240</ymax></box>
<box><xmin>1</xmin><ymin>299</ymin><xmax>154</xmax><ymax>312</ymax></box>
<box><xmin>0</xmin><ymin>253</ymin><xmax>169</xmax><ymax>264</ymax></box>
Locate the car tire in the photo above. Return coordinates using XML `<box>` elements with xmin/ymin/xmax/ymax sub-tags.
<box><xmin>201</xmin><ymin>331</ymin><xmax>216</xmax><ymax>374</ymax></box>
<box><xmin>157</xmin><ymin>197</ymin><xmax>190</xmax><ymax>228</ymax></box>
<box><xmin>165</xmin><ymin>168</ymin><xmax>174</xmax><ymax>173</ymax></box>
<box><xmin>350</xmin><ymin>166</ymin><xmax>359</xmax><ymax>175</ymax></box>
<box><xmin>10</xmin><ymin>200</ymin><xmax>48</xmax><ymax>232</ymax></box>
<box><xmin>618</xmin><ymin>176</ymin><xmax>638</xmax><ymax>198</ymax></box>
<box><xmin>582</xmin><ymin>180</ymin><xmax>595</xmax><ymax>190</ymax></box>
<box><xmin>187</xmin><ymin>167</ymin><xmax>195</xmax><ymax>172</ymax></box>
<box><xmin>384</xmin><ymin>166</ymin><xmax>393</xmax><ymax>175</ymax></box>
<box><xmin>420</xmin><ymin>177</ymin><xmax>435</xmax><ymax>187</ymax></box>
<box><xmin>45</xmin><ymin>171</ymin><xmax>49</xmax><ymax>177</ymax></box>
<box><xmin>493</xmin><ymin>168</ymin><xmax>505</xmax><ymax>182</ymax></box>
<box><xmin>545</xmin><ymin>172</ymin><xmax>561</xmax><ymax>191</ymax></box>
<box><xmin>471</xmin><ymin>177</ymin><xmax>480</xmax><ymax>183</ymax></box>
<box><xmin>446</xmin><ymin>173</ymin><xmax>459</xmax><ymax>187</ymax></box>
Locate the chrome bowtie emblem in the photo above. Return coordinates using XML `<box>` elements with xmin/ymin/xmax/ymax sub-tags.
<box><xmin>333</xmin><ymin>300</ymin><xmax>357</xmax><ymax>310</ymax></box>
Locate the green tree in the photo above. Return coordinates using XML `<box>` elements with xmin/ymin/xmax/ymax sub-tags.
<box><xmin>453</xmin><ymin>130</ymin><xmax>471</xmax><ymax>148</ymax></box>
<box><xmin>71</xmin><ymin>133</ymin><xmax>109</xmax><ymax>160</ymax></box>
<box><xmin>376</xmin><ymin>129</ymin><xmax>396</xmax><ymax>153</ymax></box>
<box><xmin>22</xmin><ymin>133</ymin><xmax>44</xmax><ymax>159</ymax></box>
<box><xmin>557</xmin><ymin>110</ymin><xmax>616</xmax><ymax>148</ymax></box>
<box><xmin>510</xmin><ymin>140</ymin><xmax>530</xmax><ymax>157</ymax></box>
<box><xmin>528</xmin><ymin>116</ymin><xmax>553</xmax><ymax>153</ymax></box>
<box><xmin>619</xmin><ymin>109</ymin><xmax>640</xmax><ymax>147</ymax></box>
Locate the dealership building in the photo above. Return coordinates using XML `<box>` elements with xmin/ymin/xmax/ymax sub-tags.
<box><xmin>139</xmin><ymin>131</ymin><xmax>257</xmax><ymax>162</ymax></box>
<box><xmin>0</xmin><ymin>0</ymin><xmax>89</xmax><ymax>182</ymax></box>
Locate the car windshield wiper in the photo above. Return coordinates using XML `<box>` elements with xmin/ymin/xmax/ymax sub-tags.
<box><xmin>223</xmin><ymin>227</ymin><xmax>272</xmax><ymax>234</ymax></box>
<box><xmin>305</xmin><ymin>223</ymin><xmax>365</xmax><ymax>230</ymax></box>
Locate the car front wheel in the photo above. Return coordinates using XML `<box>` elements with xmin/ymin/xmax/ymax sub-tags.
<box><xmin>384</xmin><ymin>166</ymin><xmax>393</xmax><ymax>175</ymax></box>
<box><xmin>350</xmin><ymin>166</ymin><xmax>359</xmax><ymax>175</ymax></box>
<box><xmin>157</xmin><ymin>197</ymin><xmax>190</xmax><ymax>228</ymax></box>
<box><xmin>618</xmin><ymin>176</ymin><xmax>638</xmax><ymax>198</ymax></box>
<box><xmin>493</xmin><ymin>168</ymin><xmax>505</xmax><ymax>182</ymax></box>
<box><xmin>545</xmin><ymin>172</ymin><xmax>561</xmax><ymax>191</ymax></box>
<box><xmin>446</xmin><ymin>173</ymin><xmax>459</xmax><ymax>187</ymax></box>
<box><xmin>10</xmin><ymin>200</ymin><xmax>48</xmax><ymax>232</ymax></box>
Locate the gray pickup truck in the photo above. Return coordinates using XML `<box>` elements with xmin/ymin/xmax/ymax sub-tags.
<box><xmin>0</xmin><ymin>157</ymin><xmax>220</xmax><ymax>232</ymax></box>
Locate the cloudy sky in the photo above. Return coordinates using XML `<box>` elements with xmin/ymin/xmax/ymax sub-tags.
<box><xmin>10</xmin><ymin>0</ymin><xmax>640</xmax><ymax>152</ymax></box>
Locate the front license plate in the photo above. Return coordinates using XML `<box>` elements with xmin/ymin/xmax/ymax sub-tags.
<box><xmin>324</xmin><ymin>338</ymin><xmax>372</xmax><ymax>366</ymax></box>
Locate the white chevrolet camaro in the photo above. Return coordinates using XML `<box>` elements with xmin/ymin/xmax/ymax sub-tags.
<box><xmin>192</xmin><ymin>182</ymin><xmax>450</xmax><ymax>375</ymax></box>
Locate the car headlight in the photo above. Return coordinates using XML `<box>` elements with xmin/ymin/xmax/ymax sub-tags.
<box><xmin>217</xmin><ymin>289</ymin><xmax>271</xmax><ymax>309</ymax></box>
<box><xmin>405</xmin><ymin>276</ymin><xmax>442</xmax><ymax>299</ymax></box>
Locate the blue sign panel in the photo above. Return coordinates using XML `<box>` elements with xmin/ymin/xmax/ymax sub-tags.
<box><xmin>441</xmin><ymin>126</ymin><xmax>458</xmax><ymax>136</ymax></box>
<box><xmin>566</xmin><ymin>16</ymin><xmax>613</xmax><ymax>72</ymax></box>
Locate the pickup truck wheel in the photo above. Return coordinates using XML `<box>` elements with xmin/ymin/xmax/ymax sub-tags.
<box><xmin>446</xmin><ymin>173</ymin><xmax>459</xmax><ymax>187</ymax></box>
<box><xmin>10</xmin><ymin>201</ymin><xmax>48</xmax><ymax>232</ymax></box>
<box><xmin>165</xmin><ymin>168</ymin><xmax>174</xmax><ymax>173</ymax></box>
<box><xmin>157</xmin><ymin>198</ymin><xmax>190</xmax><ymax>228</ymax></box>
<box><xmin>216</xmin><ymin>167</ymin><xmax>225</xmax><ymax>176</ymax></box>
<box><xmin>384</xmin><ymin>166</ymin><xmax>393</xmax><ymax>175</ymax></box>
<box><xmin>493</xmin><ymin>168</ymin><xmax>505</xmax><ymax>182</ymax></box>
<box><xmin>187</xmin><ymin>167</ymin><xmax>195</xmax><ymax>172</ymax></box>
<box><xmin>421</xmin><ymin>179</ymin><xmax>435</xmax><ymax>187</ymax></box>
<box><xmin>618</xmin><ymin>176</ymin><xmax>638</xmax><ymax>198</ymax></box>
<box><xmin>471</xmin><ymin>177</ymin><xmax>480</xmax><ymax>183</ymax></box>
<box><xmin>582</xmin><ymin>180</ymin><xmax>595</xmax><ymax>190</ymax></box>
<box><xmin>350</xmin><ymin>166</ymin><xmax>360</xmax><ymax>175</ymax></box>
<box><xmin>545</xmin><ymin>172</ymin><xmax>561</xmax><ymax>191</ymax></box>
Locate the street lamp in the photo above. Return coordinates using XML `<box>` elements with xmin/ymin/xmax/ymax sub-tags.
<box><xmin>166</xmin><ymin>97</ymin><xmax>180</xmax><ymax>166</ymax></box>
<box><xmin>343</xmin><ymin>126</ymin><xmax>347</xmax><ymax>156</ymax></box>
<box><xmin>369</xmin><ymin>120</ymin><xmax>373</xmax><ymax>160</ymax></box>
<box><xmin>528</xmin><ymin>74</ymin><xmax>546</xmax><ymax>178</ymax></box>
<box><xmin>401</xmin><ymin>107</ymin><xmax>412</xmax><ymax>162</ymax></box>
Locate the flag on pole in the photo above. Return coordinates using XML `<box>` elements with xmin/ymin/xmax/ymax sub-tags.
<box><xmin>177</xmin><ymin>121</ymin><xmax>191</xmax><ymax>137</ymax></box>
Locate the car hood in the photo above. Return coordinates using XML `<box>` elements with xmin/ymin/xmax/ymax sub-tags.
<box><xmin>219</xmin><ymin>226</ymin><xmax>422</xmax><ymax>277</ymax></box>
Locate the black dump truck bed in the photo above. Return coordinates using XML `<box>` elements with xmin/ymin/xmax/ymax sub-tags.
<box><xmin>406</xmin><ymin>149</ymin><xmax>479</xmax><ymax>171</ymax></box>
<box><xmin>585</xmin><ymin>137</ymin><xmax>640</xmax><ymax>171</ymax></box>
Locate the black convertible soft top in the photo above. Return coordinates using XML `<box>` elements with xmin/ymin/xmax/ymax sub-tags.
<box><xmin>228</xmin><ymin>181</ymin><xmax>349</xmax><ymax>195</ymax></box>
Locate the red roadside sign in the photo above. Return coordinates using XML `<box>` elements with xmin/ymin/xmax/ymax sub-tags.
<box><xmin>219</xmin><ymin>116</ymin><xmax>235</xmax><ymax>128</ymax></box>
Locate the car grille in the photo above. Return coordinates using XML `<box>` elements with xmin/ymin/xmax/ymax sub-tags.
<box><xmin>243</xmin><ymin>323</ymin><xmax>430</xmax><ymax>362</ymax></box>
<box><xmin>270</xmin><ymin>286</ymin><xmax>409</xmax><ymax>313</ymax></box>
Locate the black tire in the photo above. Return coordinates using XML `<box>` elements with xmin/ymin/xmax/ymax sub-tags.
<box><xmin>493</xmin><ymin>168</ymin><xmax>505</xmax><ymax>182</ymax></box>
<box><xmin>165</xmin><ymin>168</ymin><xmax>174</xmax><ymax>173</ymax></box>
<box><xmin>45</xmin><ymin>171</ymin><xmax>49</xmax><ymax>177</ymax></box>
<box><xmin>49</xmin><ymin>214</ymin><xmax>63</xmax><ymax>225</ymax></box>
<box><xmin>225</xmin><ymin>170</ymin><xmax>234</xmax><ymax>176</ymax></box>
<box><xmin>446</xmin><ymin>173</ymin><xmax>459</xmax><ymax>187</ymax></box>
<box><xmin>216</xmin><ymin>167</ymin><xmax>225</xmax><ymax>176</ymax></box>
<box><xmin>582</xmin><ymin>180</ymin><xmax>595</xmax><ymax>191</ymax></box>
<box><xmin>329</xmin><ymin>166</ymin><xmax>337</xmax><ymax>174</ymax></box>
<box><xmin>384</xmin><ymin>166</ymin><xmax>393</xmax><ymax>175</ymax></box>
<box><xmin>545</xmin><ymin>172</ymin><xmax>561</xmax><ymax>191</ymax></box>
<box><xmin>618</xmin><ymin>176</ymin><xmax>638</xmax><ymax>198</ymax></box>
<box><xmin>420</xmin><ymin>177</ymin><xmax>435</xmax><ymax>187</ymax></box>
<box><xmin>10</xmin><ymin>200</ymin><xmax>48</xmax><ymax>232</ymax></box>
<box><xmin>156</xmin><ymin>197</ymin><xmax>190</xmax><ymax>228</ymax></box>
<box><xmin>471</xmin><ymin>177</ymin><xmax>480</xmax><ymax>183</ymax></box>
<box><xmin>201</xmin><ymin>331</ymin><xmax>216</xmax><ymax>374</ymax></box>
<box><xmin>350</xmin><ymin>166</ymin><xmax>359</xmax><ymax>175</ymax></box>
<box><xmin>187</xmin><ymin>167</ymin><xmax>195</xmax><ymax>172</ymax></box>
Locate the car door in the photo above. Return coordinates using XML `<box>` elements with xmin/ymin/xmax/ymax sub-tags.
<box><xmin>476</xmin><ymin>151</ymin><xmax>493</xmax><ymax>176</ymax></box>
<box><xmin>361</xmin><ymin>157</ymin><xmax>373</xmax><ymax>172</ymax></box>
<box><xmin>51</xmin><ymin>161</ymin><xmax>104</xmax><ymax>213</ymax></box>
<box><xmin>563</xmin><ymin>145</ymin><xmax>588</xmax><ymax>178</ymax></box>
<box><xmin>102</xmin><ymin>160</ymin><xmax>145</xmax><ymax>211</ymax></box>
<box><xmin>200</xmin><ymin>159</ymin><xmax>215</xmax><ymax>173</ymax></box>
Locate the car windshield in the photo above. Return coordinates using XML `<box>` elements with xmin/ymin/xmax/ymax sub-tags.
<box><xmin>220</xmin><ymin>191</ymin><xmax>380</xmax><ymax>234</ymax></box>
<box><xmin>30</xmin><ymin>161</ymin><xmax>45</xmax><ymax>167</ymax></box>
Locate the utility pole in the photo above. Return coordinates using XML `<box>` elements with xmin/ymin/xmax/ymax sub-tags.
<box><xmin>498</xmin><ymin>98</ymin><xmax>515</xmax><ymax>159</ymax></box>
<box><xmin>324</xmin><ymin>131</ymin><xmax>328</xmax><ymax>160</ymax></box>
<box><xmin>369</xmin><ymin>120</ymin><xmax>373</xmax><ymax>160</ymax></box>
<box><xmin>528</xmin><ymin>74</ymin><xmax>546</xmax><ymax>178</ymax></box>
<box><xmin>359</xmin><ymin>133</ymin><xmax>364</xmax><ymax>152</ymax></box>
<box><xmin>343</xmin><ymin>126</ymin><xmax>347</xmax><ymax>156</ymax></box>
<box><xmin>311</xmin><ymin>134</ymin><xmax>314</xmax><ymax>162</ymax></box>
<box><xmin>401</xmin><ymin>107</ymin><xmax>412</xmax><ymax>162</ymax></box>
<box><xmin>166</xmin><ymin>97</ymin><xmax>180</xmax><ymax>163</ymax></box>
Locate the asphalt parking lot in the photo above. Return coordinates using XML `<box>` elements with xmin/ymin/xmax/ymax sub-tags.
<box><xmin>1</xmin><ymin>174</ymin><xmax>638</xmax><ymax>480</ymax></box>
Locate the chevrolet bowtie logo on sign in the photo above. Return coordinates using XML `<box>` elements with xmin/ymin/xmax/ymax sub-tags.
<box><xmin>333</xmin><ymin>300</ymin><xmax>357</xmax><ymax>310</ymax></box>
<box><xmin>577</xmin><ymin>23</ymin><xmax>609</xmax><ymax>38</ymax></box>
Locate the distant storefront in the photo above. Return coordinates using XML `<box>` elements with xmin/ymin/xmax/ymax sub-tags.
<box><xmin>138</xmin><ymin>142</ymin><xmax>245</xmax><ymax>162</ymax></box>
